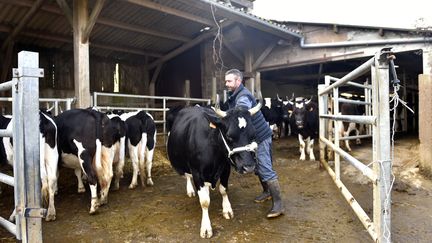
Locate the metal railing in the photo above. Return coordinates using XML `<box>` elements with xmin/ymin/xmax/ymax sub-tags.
<box><xmin>93</xmin><ymin>92</ymin><xmax>211</xmax><ymax>144</ymax></box>
<box><xmin>0</xmin><ymin>97</ymin><xmax>74</xmax><ymax>116</ymax></box>
<box><xmin>0</xmin><ymin>51</ymin><xmax>44</xmax><ymax>242</ymax></box>
<box><xmin>318</xmin><ymin>48</ymin><xmax>393</xmax><ymax>243</ymax></box>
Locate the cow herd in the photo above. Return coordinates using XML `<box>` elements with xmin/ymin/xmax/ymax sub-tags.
<box><xmin>0</xmin><ymin>108</ymin><xmax>156</xmax><ymax>222</ymax></box>
<box><xmin>0</xmin><ymin>94</ymin><xmax>365</xmax><ymax>239</ymax></box>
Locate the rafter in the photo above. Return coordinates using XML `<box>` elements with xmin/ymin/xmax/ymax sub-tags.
<box><xmin>1</xmin><ymin>0</ymin><xmax>45</xmax><ymax>50</ymax></box>
<box><xmin>55</xmin><ymin>0</ymin><xmax>73</xmax><ymax>27</ymax></box>
<box><xmin>97</xmin><ymin>18</ymin><xmax>191</xmax><ymax>43</ymax></box>
<box><xmin>149</xmin><ymin>21</ymin><xmax>234</xmax><ymax>69</ymax></box>
<box><xmin>0</xmin><ymin>24</ymin><xmax>163</xmax><ymax>57</ymax></box>
<box><xmin>82</xmin><ymin>0</ymin><xmax>106</xmax><ymax>43</ymax></box>
<box><xmin>1</xmin><ymin>0</ymin><xmax>192</xmax><ymax>42</ymax></box>
<box><xmin>252</xmin><ymin>41</ymin><xmax>277</xmax><ymax>69</ymax></box>
<box><xmin>124</xmin><ymin>0</ymin><xmax>215</xmax><ymax>27</ymax></box>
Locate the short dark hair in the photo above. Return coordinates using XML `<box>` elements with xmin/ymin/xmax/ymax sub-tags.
<box><xmin>225</xmin><ymin>69</ymin><xmax>243</xmax><ymax>81</ymax></box>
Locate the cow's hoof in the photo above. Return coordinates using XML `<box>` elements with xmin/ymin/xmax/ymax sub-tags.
<box><xmin>45</xmin><ymin>213</ymin><xmax>56</xmax><ymax>222</ymax></box>
<box><xmin>89</xmin><ymin>205</ymin><xmax>99</xmax><ymax>215</ymax></box>
<box><xmin>200</xmin><ymin>227</ymin><xmax>213</xmax><ymax>238</ymax></box>
<box><xmin>128</xmin><ymin>183</ymin><xmax>138</xmax><ymax>189</ymax></box>
<box><xmin>223</xmin><ymin>210</ymin><xmax>234</xmax><ymax>219</ymax></box>
<box><xmin>100</xmin><ymin>198</ymin><xmax>108</xmax><ymax>206</ymax></box>
<box><xmin>187</xmin><ymin>191</ymin><xmax>195</xmax><ymax>197</ymax></box>
<box><xmin>147</xmin><ymin>178</ymin><xmax>154</xmax><ymax>186</ymax></box>
<box><xmin>310</xmin><ymin>157</ymin><xmax>316</xmax><ymax>161</ymax></box>
<box><xmin>299</xmin><ymin>156</ymin><xmax>306</xmax><ymax>161</ymax></box>
<box><xmin>111</xmin><ymin>183</ymin><xmax>120</xmax><ymax>191</ymax></box>
<box><xmin>78</xmin><ymin>187</ymin><xmax>86</xmax><ymax>193</ymax></box>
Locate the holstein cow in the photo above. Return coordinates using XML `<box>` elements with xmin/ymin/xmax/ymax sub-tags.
<box><xmin>56</xmin><ymin>109</ymin><xmax>115</xmax><ymax>214</ymax></box>
<box><xmin>167</xmin><ymin>102</ymin><xmax>261</xmax><ymax>238</ymax></box>
<box><xmin>337</xmin><ymin>103</ymin><xmax>365</xmax><ymax>151</ymax></box>
<box><xmin>289</xmin><ymin>97</ymin><xmax>319</xmax><ymax>161</ymax></box>
<box><xmin>1</xmin><ymin>111</ymin><xmax>59</xmax><ymax>221</ymax></box>
<box><xmin>119</xmin><ymin>110</ymin><xmax>156</xmax><ymax>189</ymax></box>
<box><xmin>261</xmin><ymin>95</ymin><xmax>289</xmax><ymax>138</ymax></box>
<box><xmin>106</xmin><ymin>113</ymin><xmax>127</xmax><ymax>190</ymax></box>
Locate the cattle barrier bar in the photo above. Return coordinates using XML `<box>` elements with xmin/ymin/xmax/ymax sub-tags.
<box><xmin>93</xmin><ymin>92</ymin><xmax>211</xmax><ymax>144</ymax></box>
<box><xmin>0</xmin><ymin>97</ymin><xmax>74</xmax><ymax>116</ymax></box>
<box><xmin>318</xmin><ymin>48</ymin><xmax>392</xmax><ymax>243</ymax></box>
<box><xmin>0</xmin><ymin>51</ymin><xmax>44</xmax><ymax>242</ymax></box>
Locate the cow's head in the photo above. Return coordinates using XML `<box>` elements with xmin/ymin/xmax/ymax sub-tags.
<box><xmin>289</xmin><ymin>97</ymin><xmax>312</xmax><ymax>129</ymax></box>
<box><xmin>205</xmin><ymin>102</ymin><xmax>261</xmax><ymax>174</ymax></box>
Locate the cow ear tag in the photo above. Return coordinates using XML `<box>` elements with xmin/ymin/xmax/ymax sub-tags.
<box><xmin>209</xmin><ymin>122</ymin><xmax>217</xmax><ymax>129</ymax></box>
<box><xmin>309</xmin><ymin>107</ymin><xmax>314</xmax><ymax>111</ymax></box>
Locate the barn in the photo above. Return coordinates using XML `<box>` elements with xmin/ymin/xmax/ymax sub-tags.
<box><xmin>1</xmin><ymin>0</ymin><xmax>432</xmax><ymax>242</ymax></box>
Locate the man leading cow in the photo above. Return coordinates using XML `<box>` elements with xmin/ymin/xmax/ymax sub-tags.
<box><xmin>225</xmin><ymin>69</ymin><xmax>284</xmax><ymax>218</ymax></box>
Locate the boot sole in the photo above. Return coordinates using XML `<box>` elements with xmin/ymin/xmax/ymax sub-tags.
<box><xmin>266</xmin><ymin>211</ymin><xmax>284</xmax><ymax>218</ymax></box>
<box><xmin>254</xmin><ymin>196</ymin><xmax>272</xmax><ymax>203</ymax></box>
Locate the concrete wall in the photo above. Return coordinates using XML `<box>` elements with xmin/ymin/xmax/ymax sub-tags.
<box><xmin>419</xmin><ymin>74</ymin><xmax>432</xmax><ymax>176</ymax></box>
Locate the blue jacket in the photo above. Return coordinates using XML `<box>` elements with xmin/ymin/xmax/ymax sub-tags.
<box><xmin>227</xmin><ymin>84</ymin><xmax>272</xmax><ymax>143</ymax></box>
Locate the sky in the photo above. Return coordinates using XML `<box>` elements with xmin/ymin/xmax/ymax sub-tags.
<box><xmin>252</xmin><ymin>0</ymin><xmax>432</xmax><ymax>29</ymax></box>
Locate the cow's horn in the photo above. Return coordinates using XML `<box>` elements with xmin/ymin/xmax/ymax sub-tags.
<box><xmin>288</xmin><ymin>93</ymin><xmax>295</xmax><ymax>105</ymax></box>
<box><xmin>249</xmin><ymin>91</ymin><xmax>263</xmax><ymax>115</ymax></box>
<box><xmin>305</xmin><ymin>96</ymin><xmax>313</xmax><ymax>104</ymax></box>
<box><xmin>213</xmin><ymin>94</ymin><xmax>227</xmax><ymax>117</ymax></box>
<box><xmin>277</xmin><ymin>93</ymin><xmax>282</xmax><ymax>102</ymax></box>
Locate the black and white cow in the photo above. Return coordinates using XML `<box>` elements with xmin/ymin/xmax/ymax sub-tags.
<box><xmin>261</xmin><ymin>95</ymin><xmax>289</xmax><ymax>138</ymax></box>
<box><xmin>56</xmin><ymin>109</ymin><xmax>115</xmax><ymax>214</ymax></box>
<box><xmin>106</xmin><ymin>114</ymin><xmax>127</xmax><ymax>190</ymax></box>
<box><xmin>1</xmin><ymin>111</ymin><xmax>59</xmax><ymax>221</ymax></box>
<box><xmin>337</xmin><ymin>103</ymin><xmax>365</xmax><ymax>151</ymax></box>
<box><xmin>167</xmin><ymin>102</ymin><xmax>261</xmax><ymax>238</ymax></box>
<box><xmin>119</xmin><ymin>110</ymin><xmax>156</xmax><ymax>189</ymax></box>
<box><xmin>289</xmin><ymin>97</ymin><xmax>319</xmax><ymax>161</ymax></box>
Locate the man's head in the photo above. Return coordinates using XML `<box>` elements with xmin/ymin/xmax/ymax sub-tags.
<box><xmin>225</xmin><ymin>69</ymin><xmax>243</xmax><ymax>92</ymax></box>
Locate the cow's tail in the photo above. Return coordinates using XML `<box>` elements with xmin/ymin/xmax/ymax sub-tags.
<box><xmin>94</xmin><ymin>112</ymin><xmax>103</xmax><ymax>172</ymax></box>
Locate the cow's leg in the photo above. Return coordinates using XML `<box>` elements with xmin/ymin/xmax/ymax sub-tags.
<box><xmin>139</xmin><ymin>133</ymin><xmax>147</xmax><ymax>187</ymax></box>
<box><xmin>99</xmin><ymin>145</ymin><xmax>114</xmax><ymax>205</ymax></box>
<box><xmin>355</xmin><ymin>124</ymin><xmax>361</xmax><ymax>145</ymax></box>
<box><xmin>45</xmin><ymin>146</ymin><xmax>59</xmax><ymax>221</ymax></box>
<box><xmin>74</xmin><ymin>169</ymin><xmax>86</xmax><ymax>193</ymax></box>
<box><xmin>112</xmin><ymin>138</ymin><xmax>125</xmax><ymax>191</ymax></box>
<box><xmin>185</xmin><ymin>173</ymin><xmax>195</xmax><ymax>197</ymax></box>
<box><xmin>219</xmin><ymin>166</ymin><xmax>233</xmax><ymax>219</ymax></box>
<box><xmin>128</xmin><ymin>140</ymin><xmax>139</xmax><ymax>189</ymax></box>
<box><xmin>298</xmin><ymin>134</ymin><xmax>306</xmax><ymax>160</ymax></box>
<box><xmin>145</xmin><ymin>147</ymin><xmax>154</xmax><ymax>186</ymax></box>
<box><xmin>73</xmin><ymin>139</ymin><xmax>99</xmax><ymax>214</ymax></box>
<box><xmin>197</xmin><ymin>182</ymin><xmax>212</xmax><ymax>238</ymax></box>
<box><xmin>308</xmin><ymin>138</ymin><xmax>316</xmax><ymax>161</ymax></box>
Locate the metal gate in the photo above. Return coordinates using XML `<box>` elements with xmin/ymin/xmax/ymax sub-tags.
<box><xmin>318</xmin><ymin>48</ymin><xmax>393</xmax><ymax>242</ymax></box>
<box><xmin>0</xmin><ymin>51</ymin><xmax>44</xmax><ymax>242</ymax></box>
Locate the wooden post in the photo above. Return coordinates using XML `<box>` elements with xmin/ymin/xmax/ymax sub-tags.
<box><xmin>419</xmin><ymin>46</ymin><xmax>432</xmax><ymax>177</ymax></box>
<box><xmin>73</xmin><ymin>0</ymin><xmax>91</xmax><ymax>108</ymax></box>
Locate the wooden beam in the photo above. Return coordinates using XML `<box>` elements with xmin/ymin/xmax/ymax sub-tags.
<box><xmin>55</xmin><ymin>0</ymin><xmax>73</xmax><ymax>27</ymax></box>
<box><xmin>0</xmin><ymin>24</ymin><xmax>164</xmax><ymax>57</ymax></box>
<box><xmin>2</xmin><ymin>0</ymin><xmax>192</xmax><ymax>42</ymax></box>
<box><xmin>1</xmin><ymin>0</ymin><xmax>45</xmax><ymax>50</ymax></box>
<box><xmin>149</xmin><ymin>21</ymin><xmax>234</xmax><ymax>69</ymax></box>
<box><xmin>223</xmin><ymin>41</ymin><xmax>244</xmax><ymax>64</ymax></box>
<box><xmin>97</xmin><ymin>18</ymin><xmax>191</xmax><ymax>42</ymax></box>
<box><xmin>1</xmin><ymin>43</ymin><xmax>14</xmax><ymax>83</ymax></box>
<box><xmin>82</xmin><ymin>0</ymin><xmax>106</xmax><ymax>43</ymax></box>
<box><xmin>124</xmin><ymin>0</ymin><xmax>215</xmax><ymax>27</ymax></box>
<box><xmin>252</xmin><ymin>41</ymin><xmax>277</xmax><ymax>70</ymax></box>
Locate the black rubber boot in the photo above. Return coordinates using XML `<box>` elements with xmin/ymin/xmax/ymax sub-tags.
<box><xmin>266</xmin><ymin>179</ymin><xmax>284</xmax><ymax>218</ymax></box>
<box><xmin>254</xmin><ymin>179</ymin><xmax>271</xmax><ymax>203</ymax></box>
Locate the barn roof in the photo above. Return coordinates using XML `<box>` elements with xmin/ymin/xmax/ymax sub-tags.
<box><xmin>0</xmin><ymin>0</ymin><xmax>302</xmax><ymax>63</ymax></box>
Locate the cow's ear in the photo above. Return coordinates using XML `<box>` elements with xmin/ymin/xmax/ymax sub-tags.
<box><xmin>203</xmin><ymin>109</ymin><xmax>224</xmax><ymax>128</ymax></box>
<box><xmin>306</xmin><ymin>103</ymin><xmax>315</xmax><ymax>112</ymax></box>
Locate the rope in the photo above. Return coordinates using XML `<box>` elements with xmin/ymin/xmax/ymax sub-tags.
<box><xmin>210</xmin><ymin>4</ymin><xmax>227</xmax><ymax>74</ymax></box>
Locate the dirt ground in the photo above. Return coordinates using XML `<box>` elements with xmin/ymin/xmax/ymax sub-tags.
<box><xmin>1</xmin><ymin>134</ymin><xmax>431</xmax><ymax>242</ymax></box>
